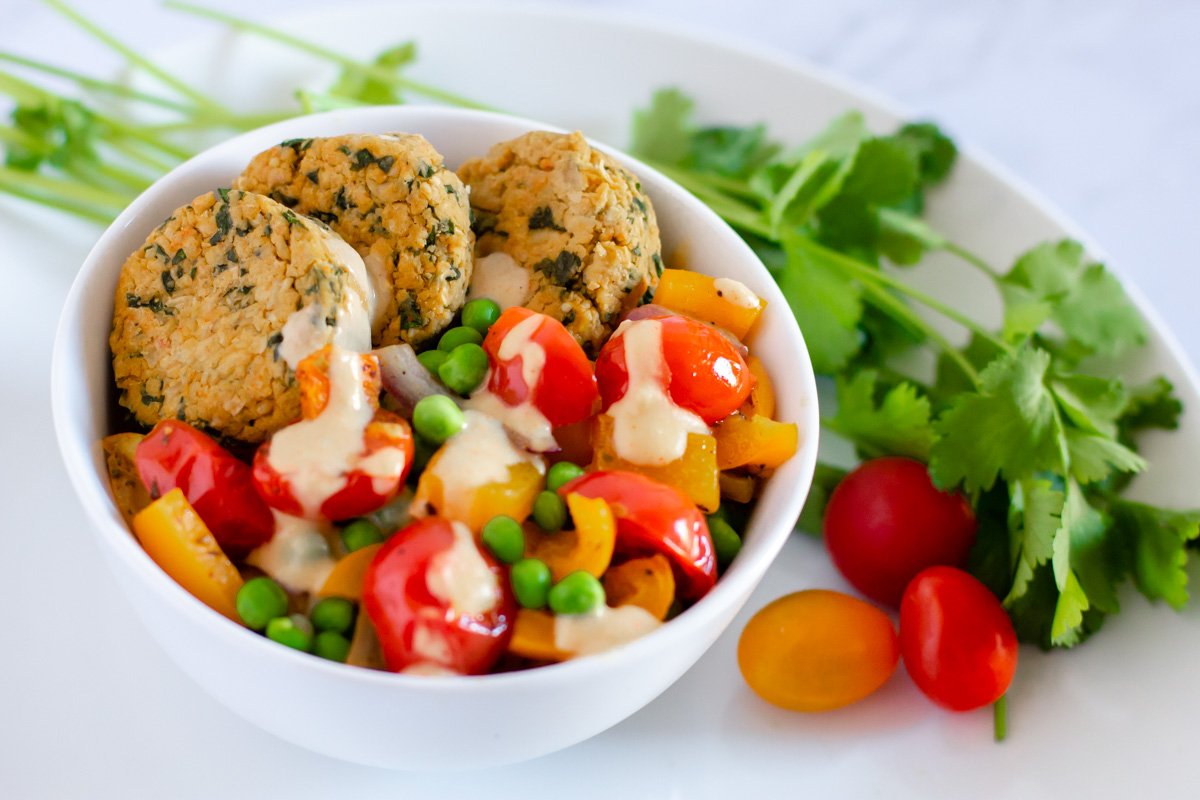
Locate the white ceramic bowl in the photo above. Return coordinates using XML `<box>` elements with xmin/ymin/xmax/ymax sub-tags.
<box><xmin>50</xmin><ymin>106</ymin><xmax>819</xmax><ymax>770</ymax></box>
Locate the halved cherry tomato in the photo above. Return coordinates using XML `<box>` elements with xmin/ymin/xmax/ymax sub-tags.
<box><xmin>558</xmin><ymin>470</ymin><xmax>715</xmax><ymax>599</ymax></box>
<box><xmin>824</xmin><ymin>457</ymin><xmax>976</xmax><ymax>606</ymax></box>
<box><xmin>739</xmin><ymin>589</ymin><xmax>899</xmax><ymax>712</ymax></box>
<box><xmin>362</xmin><ymin>517</ymin><xmax>516</xmax><ymax>675</ymax></box>
<box><xmin>135</xmin><ymin>419</ymin><xmax>273</xmax><ymax>559</ymax></box>
<box><xmin>252</xmin><ymin>347</ymin><xmax>414</xmax><ymax>522</ymax></box>
<box><xmin>481</xmin><ymin>307</ymin><xmax>599</xmax><ymax>427</ymax></box>
<box><xmin>595</xmin><ymin>314</ymin><xmax>754</xmax><ymax>425</ymax></box>
<box><xmin>899</xmin><ymin>566</ymin><xmax>1018</xmax><ymax>712</ymax></box>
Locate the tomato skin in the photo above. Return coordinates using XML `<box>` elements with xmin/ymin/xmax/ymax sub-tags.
<box><xmin>900</xmin><ymin>566</ymin><xmax>1018</xmax><ymax>711</ymax></box>
<box><xmin>595</xmin><ymin>315</ymin><xmax>754</xmax><ymax>425</ymax></box>
<box><xmin>135</xmin><ymin>419</ymin><xmax>274</xmax><ymax>559</ymax></box>
<box><xmin>738</xmin><ymin>590</ymin><xmax>899</xmax><ymax>712</ymax></box>
<box><xmin>824</xmin><ymin>457</ymin><xmax>977</xmax><ymax>607</ymax></box>
<box><xmin>482</xmin><ymin>307</ymin><xmax>599</xmax><ymax>427</ymax></box>
<box><xmin>362</xmin><ymin>517</ymin><xmax>515</xmax><ymax>675</ymax></box>
<box><xmin>558</xmin><ymin>470</ymin><xmax>715</xmax><ymax>599</ymax></box>
<box><xmin>252</xmin><ymin>409</ymin><xmax>414</xmax><ymax>522</ymax></box>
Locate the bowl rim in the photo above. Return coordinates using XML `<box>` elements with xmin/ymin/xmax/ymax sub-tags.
<box><xmin>50</xmin><ymin>104</ymin><xmax>820</xmax><ymax>692</ymax></box>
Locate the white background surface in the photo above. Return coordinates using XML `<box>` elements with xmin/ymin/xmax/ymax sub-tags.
<box><xmin>3</xmin><ymin>0</ymin><xmax>1198</xmax><ymax>797</ymax></box>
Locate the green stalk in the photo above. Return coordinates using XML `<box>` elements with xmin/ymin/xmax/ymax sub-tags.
<box><xmin>994</xmin><ymin>695</ymin><xmax>1007</xmax><ymax>742</ymax></box>
<box><xmin>0</xmin><ymin>165</ymin><xmax>131</xmax><ymax>208</ymax></box>
<box><xmin>819</xmin><ymin>416</ymin><xmax>888</xmax><ymax>459</ymax></box>
<box><xmin>41</xmin><ymin>0</ymin><xmax>229</xmax><ymax>113</ymax></box>
<box><xmin>0</xmin><ymin>123</ymin><xmax>45</xmax><ymax>152</ymax></box>
<box><xmin>102</xmin><ymin>137</ymin><xmax>175</xmax><ymax>173</ymax></box>
<box><xmin>643</xmin><ymin>158</ymin><xmax>763</xmax><ymax>204</ymax></box>
<box><xmin>0</xmin><ymin>51</ymin><xmax>197</xmax><ymax>113</ymax></box>
<box><xmin>163</xmin><ymin>2</ymin><xmax>496</xmax><ymax>112</ymax></box>
<box><xmin>947</xmin><ymin>241</ymin><xmax>1001</xmax><ymax>281</ymax></box>
<box><xmin>136</xmin><ymin>109</ymin><xmax>297</xmax><ymax>133</ymax></box>
<box><xmin>0</xmin><ymin>179</ymin><xmax>118</xmax><ymax>223</ymax></box>
<box><xmin>652</xmin><ymin>162</ymin><xmax>773</xmax><ymax>237</ymax></box>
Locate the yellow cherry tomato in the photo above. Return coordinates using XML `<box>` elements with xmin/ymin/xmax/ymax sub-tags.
<box><xmin>737</xmin><ymin>590</ymin><xmax>899</xmax><ymax>712</ymax></box>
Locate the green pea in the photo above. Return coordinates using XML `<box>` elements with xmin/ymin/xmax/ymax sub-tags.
<box><xmin>548</xmin><ymin>571</ymin><xmax>606</xmax><ymax>615</ymax></box>
<box><xmin>482</xmin><ymin>515</ymin><xmax>525</xmax><ymax>564</ymax></box>
<box><xmin>340</xmin><ymin>518</ymin><xmax>384</xmax><ymax>553</ymax></box>
<box><xmin>438</xmin><ymin>343</ymin><xmax>489</xmax><ymax>395</ymax></box>
<box><xmin>462</xmin><ymin>298</ymin><xmax>502</xmax><ymax>334</ymax></box>
<box><xmin>546</xmin><ymin>461</ymin><xmax>585</xmax><ymax>492</ymax></box>
<box><xmin>266</xmin><ymin>613</ymin><xmax>314</xmax><ymax>652</ymax></box>
<box><xmin>511</xmin><ymin>558</ymin><xmax>552</xmax><ymax>609</ymax></box>
<box><xmin>437</xmin><ymin>325</ymin><xmax>483</xmax><ymax>352</ymax></box>
<box><xmin>313</xmin><ymin>631</ymin><xmax>352</xmax><ymax>663</ymax></box>
<box><xmin>413</xmin><ymin>395</ymin><xmax>465</xmax><ymax>444</ymax></box>
<box><xmin>311</xmin><ymin>597</ymin><xmax>356</xmax><ymax>634</ymax></box>
<box><xmin>236</xmin><ymin>576</ymin><xmax>289</xmax><ymax>631</ymax></box>
<box><xmin>417</xmin><ymin>349</ymin><xmax>449</xmax><ymax>374</ymax></box>
<box><xmin>708</xmin><ymin>515</ymin><xmax>742</xmax><ymax>569</ymax></box>
<box><xmin>532</xmin><ymin>490</ymin><xmax>568</xmax><ymax>531</ymax></box>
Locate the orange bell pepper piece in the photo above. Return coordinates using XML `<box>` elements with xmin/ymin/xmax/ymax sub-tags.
<box><xmin>524</xmin><ymin>493</ymin><xmax>617</xmax><ymax>583</ymax></box>
<box><xmin>653</xmin><ymin>269</ymin><xmax>766</xmax><ymax>340</ymax></box>
<box><xmin>739</xmin><ymin>357</ymin><xmax>775</xmax><ymax>419</ymax></box>
<box><xmin>102</xmin><ymin>432</ymin><xmax>151</xmax><ymax>529</ymax></box>
<box><xmin>131</xmin><ymin>488</ymin><xmax>243</xmax><ymax>622</ymax></box>
<box><xmin>590</xmin><ymin>414</ymin><xmax>720</xmax><ymax>513</ymax></box>
<box><xmin>508</xmin><ymin>608</ymin><xmax>570</xmax><ymax>662</ymax></box>
<box><xmin>414</xmin><ymin>455</ymin><xmax>543</xmax><ymax>532</ymax></box>
<box><xmin>718</xmin><ymin>471</ymin><xmax>758</xmax><ymax>504</ymax></box>
<box><xmin>602</xmin><ymin>554</ymin><xmax>676</xmax><ymax>620</ymax></box>
<box><xmin>318</xmin><ymin>543</ymin><xmax>383</xmax><ymax>600</ymax></box>
<box><xmin>713</xmin><ymin>413</ymin><xmax>800</xmax><ymax>471</ymax></box>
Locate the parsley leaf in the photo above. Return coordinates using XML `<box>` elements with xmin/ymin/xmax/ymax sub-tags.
<box><xmin>777</xmin><ymin>235</ymin><xmax>863</xmax><ymax>373</ymax></box>
<box><xmin>1065</xmin><ymin>429</ymin><xmax>1146</xmax><ymax>485</ymax></box>
<box><xmin>1110</xmin><ymin>500</ymin><xmax>1200</xmax><ymax>610</ymax></box>
<box><xmin>629</xmin><ymin>88</ymin><xmax>694</xmax><ymax>166</ymax></box>
<box><xmin>1006</xmin><ymin>479</ymin><xmax>1064</xmax><ymax>603</ymax></box>
<box><xmin>1119</xmin><ymin>376</ymin><xmax>1182</xmax><ymax>436</ymax></box>
<box><xmin>829</xmin><ymin>371</ymin><xmax>933</xmax><ymax>460</ymax></box>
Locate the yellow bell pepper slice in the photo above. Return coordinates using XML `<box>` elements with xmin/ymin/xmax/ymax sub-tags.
<box><xmin>591</xmin><ymin>414</ymin><xmax>719</xmax><ymax>512</ymax></box>
<box><xmin>508</xmin><ymin>608</ymin><xmax>570</xmax><ymax>662</ymax></box>
<box><xmin>102</xmin><ymin>432</ymin><xmax>152</xmax><ymax>530</ymax></box>
<box><xmin>653</xmin><ymin>269</ymin><xmax>766</xmax><ymax>340</ymax></box>
<box><xmin>602</xmin><ymin>554</ymin><xmax>676</xmax><ymax>620</ymax></box>
<box><xmin>713</xmin><ymin>413</ymin><xmax>800</xmax><ymax>471</ymax></box>
<box><xmin>739</xmin><ymin>357</ymin><xmax>775</xmax><ymax>419</ymax></box>
<box><xmin>318</xmin><ymin>543</ymin><xmax>383</xmax><ymax>600</ymax></box>
<box><xmin>414</xmin><ymin>454</ymin><xmax>543</xmax><ymax>532</ymax></box>
<box><xmin>718</xmin><ymin>471</ymin><xmax>758</xmax><ymax>504</ymax></box>
<box><xmin>524</xmin><ymin>493</ymin><xmax>616</xmax><ymax>583</ymax></box>
<box><xmin>346</xmin><ymin>608</ymin><xmax>387</xmax><ymax>670</ymax></box>
<box><xmin>131</xmin><ymin>488</ymin><xmax>243</xmax><ymax>623</ymax></box>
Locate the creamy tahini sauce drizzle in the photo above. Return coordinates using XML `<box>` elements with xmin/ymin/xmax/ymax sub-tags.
<box><xmin>361</xmin><ymin>252</ymin><xmax>396</xmax><ymax>336</ymax></box>
<box><xmin>554</xmin><ymin>605</ymin><xmax>662</xmax><ymax>656</ymax></box>
<box><xmin>266</xmin><ymin>348</ymin><xmax>406</xmax><ymax>516</ymax></box>
<box><xmin>606</xmin><ymin>318</ymin><xmax>709</xmax><ymax>466</ymax></box>
<box><xmin>279</xmin><ymin>234</ymin><xmax>375</xmax><ymax>370</ymax></box>
<box><xmin>467</xmin><ymin>252</ymin><xmax>532</xmax><ymax>310</ymax></box>
<box><xmin>712</xmin><ymin>277</ymin><xmax>759</xmax><ymax>310</ymax></box>
<box><xmin>422</xmin><ymin>410</ymin><xmax>544</xmax><ymax>523</ymax></box>
<box><xmin>465</xmin><ymin>312</ymin><xmax>557</xmax><ymax>452</ymax></box>
<box><xmin>400</xmin><ymin>662</ymin><xmax>460</xmax><ymax>677</ymax></box>
<box><xmin>426</xmin><ymin>520</ymin><xmax>499</xmax><ymax>616</ymax></box>
<box><xmin>247</xmin><ymin>510</ymin><xmax>336</xmax><ymax>595</ymax></box>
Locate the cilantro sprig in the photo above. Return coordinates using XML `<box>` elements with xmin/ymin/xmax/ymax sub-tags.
<box><xmin>627</xmin><ymin>87</ymin><xmax>1196</xmax><ymax>652</ymax></box>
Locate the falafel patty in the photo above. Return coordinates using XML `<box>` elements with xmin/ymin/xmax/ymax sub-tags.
<box><xmin>234</xmin><ymin>132</ymin><xmax>473</xmax><ymax>347</ymax></box>
<box><xmin>457</xmin><ymin>130</ymin><xmax>662</xmax><ymax>352</ymax></box>
<box><xmin>110</xmin><ymin>189</ymin><xmax>373</xmax><ymax>444</ymax></box>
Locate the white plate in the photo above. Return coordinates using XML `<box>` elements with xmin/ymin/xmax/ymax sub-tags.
<box><xmin>8</xmin><ymin>3</ymin><xmax>1200</xmax><ymax>796</ymax></box>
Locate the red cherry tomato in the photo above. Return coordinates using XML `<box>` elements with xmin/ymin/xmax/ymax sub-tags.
<box><xmin>252</xmin><ymin>409</ymin><xmax>414</xmax><ymax>522</ymax></box>
<box><xmin>595</xmin><ymin>315</ymin><xmax>753</xmax><ymax>424</ymax></box>
<box><xmin>362</xmin><ymin>517</ymin><xmax>516</xmax><ymax>675</ymax></box>
<box><xmin>559</xmin><ymin>470</ymin><xmax>715</xmax><ymax>599</ymax></box>
<box><xmin>824</xmin><ymin>457</ymin><xmax>977</xmax><ymax>606</ymax></box>
<box><xmin>900</xmin><ymin>566</ymin><xmax>1018</xmax><ymax>711</ymax></box>
<box><xmin>481</xmin><ymin>307</ymin><xmax>599</xmax><ymax>427</ymax></box>
<box><xmin>135</xmin><ymin>419</ymin><xmax>274</xmax><ymax>559</ymax></box>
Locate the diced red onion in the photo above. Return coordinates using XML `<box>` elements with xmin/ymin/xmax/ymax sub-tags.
<box><xmin>374</xmin><ymin>344</ymin><xmax>461</xmax><ymax>418</ymax></box>
<box><xmin>618</xmin><ymin>305</ymin><xmax>750</xmax><ymax>358</ymax></box>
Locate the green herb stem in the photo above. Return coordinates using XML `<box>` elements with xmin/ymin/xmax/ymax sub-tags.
<box><xmin>163</xmin><ymin>2</ymin><xmax>496</xmax><ymax>112</ymax></box>
<box><xmin>0</xmin><ymin>177</ymin><xmax>118</xmax><ymax>223</ymax></box>
<box><xmin>0</xmin><ymin>51</ymin><xmax>197</xmax><ymax>113</ymax></box>
<box><xmin>819</xmin><ymin>416</ymin><xmax>889</xmax><ymax>459</ymax></box>
<box><xmin>994</xmin><ymin>695</ymin><xmax>1007</xmax><ymax>742</ymax></box>
<box><xmin>135</xmin><ymin>109</ymin><xmax>297</xmax><ymax>134</ymax></box>
<box><xmin>652</xmin><ymin>161</ymin><xmax>774</xmax><ymax>237</ymax></box>
<box><xmin>0</xmin><ymin>164</ymin><xmax>131</xmax><ymax>208</ymax></box>
<box><xmin>41</xmin><ymin>0</ymin><xmax>229</xmax><ymax>113</ymax></box>
<box><xmin>643</xmin><ymin>158</ymin><xmax>763</xmax><ymax>204</ymax></box>
<box><xmin>946</xmin><ymin>241</ymin><xmax>1001</xmax><ymax>281</ymax></box>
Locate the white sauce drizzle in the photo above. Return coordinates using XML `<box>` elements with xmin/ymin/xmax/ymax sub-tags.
<box><xmin>400</xmin><ymin>662</ymin><xmax>460</xmax><ymax>677</ymax></box>
<box><xmin>246</xmin><ymin>511</ymin><xmax>336</xmax><ymax>595</ymax></box>
<box><xmin>266</xmin><ymin>348</ymin><xmax>405</xmax><ymax>517</ymax></box>
<box><xmin>425</xmin><ymin>521</ymin><xmax>500</xmax><ymax>616</ymax></box>
<box><xmin>411</xmin><ymin>622</ymin><xmax>455</xmax><ymax>664</ymax></box>
<box><xmin>712</xmin><ymin>277</ymin><xmax>760</xmax><ymax>310</ymax></box>
<box><xmin>554</xmin><ymin>605</ymin><xmax>662</xmax><ymax>657</ymax></box>
<box><xmin>361</xmin><ymin>252</ymin><xmax>395</xmax><ymax>336</ymax></box>
<box><xmin>467</xmin><ymin>252</ymin><xmax>531</xmax><ymax>310</ymax></box>
<box><xmin>606</xmin><ymin>319</ymin><xmax>709</xmax><ymax>466</ymax></box>
<box><xmin>465</xmin><ymin>312</ymin><xmax>557</xmax><ymax>452</ymax></box>
<box><xmin>421</xmin><ymin>410</ymin><xmax>544</xmax><ymax>523</ymax></box>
